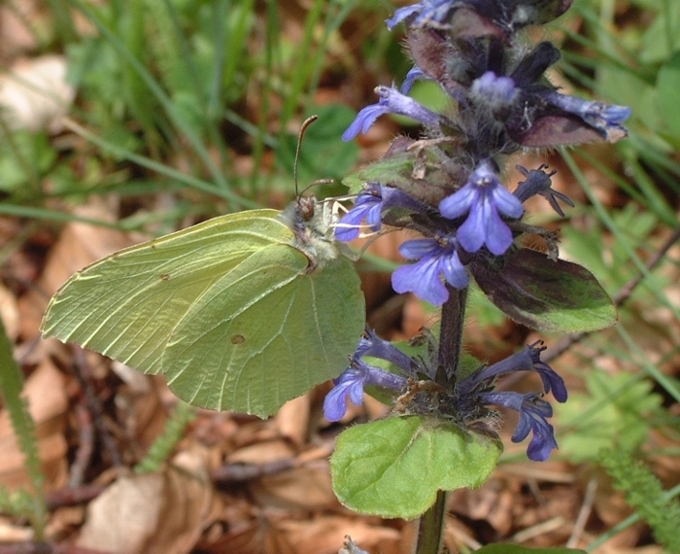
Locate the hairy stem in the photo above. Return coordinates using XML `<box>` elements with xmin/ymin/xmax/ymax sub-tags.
<box><xmin>438</xmin><ymin>285</ymin><xmax>468</xmax><ymax>386</ymax></box>
<box><xmin>414</xmin><ymin>490</ymin><xmax>449</xmax><ymax>554</ymax></box>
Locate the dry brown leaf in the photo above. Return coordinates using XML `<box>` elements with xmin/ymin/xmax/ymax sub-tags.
<box><xmin>594</xmin><ymin>544</ymin><xmax>663</xmax><ymax>554</ymax></box>
<box><xmin>460</xmin><ymin>477</ymin><xmax>516</xmax><ymax>535</ymax></box>
<box><xmin>77</xmin><ymin>450</ymin><xmax>219</xmax><ymax>554</ymax></box>
<box><xmin>363</xmin><ymin>393</ymin><xmax>391</xmax><ymax>420</ymax></box>
<box><xmin>114</xmin><ymin>375</ymin><xmax>169</xmax><ymax>454</ymax></box>
<box><xmin>227</xmin><ymin>439</ymin><xmax>296</xmax><ymax>465</ymax></box>
<box><xmin>205</xmin><ymin>517</ymin><xmax>298</xmax><ymax>554</ymax></box>
<box><xmin>0</xmin><ymin>1</ymin><xmax>43</xmax><ymax>57</ymax></box>
<box><xmin>278</xmin><ymin>516</ymin><xmax>403</xmax><ymax>554</ymax></box>
<box><xmin>274</xmin><ymin>394</ymin><xmax>310</xmax><ymax>447</ymax></box>
<box><xmin>0</xmin><ymin>359</ymin><xmax>68</xmax><ymax>490</ymax></box>
<box><xmin>0</xmin><ymin>55</ymin><xmax>74</xmax><ymax>132</ymax></box>
<box><xmin>251</xmin><ymin>464</ymin><xmax>337</xmax><ymax>512</ymax></box>
<box><xmin>0</xmin><ymin>517</ymin><xmax>34</xmax><ymax>543</ymax></box>
<box><xmin>0</xmin><ymin>282</ymin><xmax>19</xmax><ymax>340</ymax></box>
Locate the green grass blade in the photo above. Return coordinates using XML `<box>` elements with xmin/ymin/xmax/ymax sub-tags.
<box><xmin>0</xmin><ymin>319</ymin><xmax>46</xmax><ymax>540</ymax></box>
<box><xmin>67</xmin><ymin>0</ymin><xmax>232</xmax><ymax>196</ymax></box>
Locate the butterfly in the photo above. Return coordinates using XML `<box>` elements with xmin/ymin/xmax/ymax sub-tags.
<box><xmin>41</xmin><ymin>196</ymin><xmax>365</xmax><ymax>417</ymax></box>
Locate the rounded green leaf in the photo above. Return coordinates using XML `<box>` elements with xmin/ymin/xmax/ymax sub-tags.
<box><xmin>331</xmin><ymin>415</ymin><xmax>502</xmax><ymax>518</ymax></box>
<box><xmin>41</xmin><ymin>206</ymin><xmax>365</xmax><ymax>417</ymax></box>
<box><xmin>472</xmin><ymin>248</ymin><xmax>617</xmax><ymax>333</ymax></box>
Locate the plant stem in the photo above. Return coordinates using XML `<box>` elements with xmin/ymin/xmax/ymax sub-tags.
<box><xmin>414</xmin><ymin>286</ymin><xmax>468</xmax><ymax>554</ymax></box>
<box><xmin>414</xmin><ymin>490</ymin><xmax>449</xmax><ymax>554</ymax></box>
<box><xmin>438</xmin><ymin>285</ymin><xmax>468</xmax><ymax>386</ymax></box>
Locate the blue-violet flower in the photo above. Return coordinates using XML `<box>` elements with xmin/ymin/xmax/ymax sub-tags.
<box><xmin>544</xmin><ymin>91</ymin><xmax>632</xmax><ymax>141</ymax></box>
<box><xmin>387</xmin><ymin>0</ymin><xmax>574</xmax><ymax>32</ymax></box>
<box><xmin>470</xmin><ymin>71</ymin><xmax>519</xmax><ymax>113</ymax></box>
<box><xmin>439</xmin><ymin>160</ymin><xmax>524</xmax><ymax>255</ymax></box>
<box><xmin>324</xmin><ymin>358</ymin><xmax>408</xmax><ymax>421</ymax></box>
<box><xmin>480</xmin><ymin>391</ymin><xmax>558</xmax><ymax>461</ymax></box>
<box><xmin>392</xmin><ymin>235</ymin><xmax>468</xmax><ymax>306</ymax></box>
<box><xmin>335</xmin><ymin>184</ymin><xmax>429</xmax><ymax>242</ymax></box>
<box><xmin>401</xmin><ymin>66</ymin><xmax>428</xmax><ymax>94</ymax></box>
<box><xmin>358</xmin><ymin>328</ymin><xmax>415</xmax><ymax>376</ymax></box>
<box><xmin>461</xmin><ymin>342</ymin><xmax>567</xmax><ymax>403</ymax></box>
<box><xmin>342</xmin><ymin>85</ymin><xmax>441</xmax><ymax>141</ymax></box>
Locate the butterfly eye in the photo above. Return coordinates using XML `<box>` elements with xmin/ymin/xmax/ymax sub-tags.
<box><xmin>297</xmin><ymin>196</ymin><xmax>317</xmax><ymax>222</ymax></box>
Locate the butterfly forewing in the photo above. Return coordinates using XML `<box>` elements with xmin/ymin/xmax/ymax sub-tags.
<box><xmin>41</xmin><ymin>210</ymin><xmax>294</xmax><ymax>375</ymax></box>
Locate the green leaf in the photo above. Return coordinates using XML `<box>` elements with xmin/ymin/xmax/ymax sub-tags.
<box><xmin>640</xmin><ymin>3</ymin><xmax>680</xmax><ymax>64</ymax></box>
<box><xmin>42</xmin><ymin>203</ymin><xmax>365</xmax><ymax>417</ymax></box>
<box><xmin>331</xmin><ymin>415</ymin><xmax>502</xmax><ymax>519</ymax></box>
<box><xmin>475</xmin><ymin>545</ymin><xmax>586</xmax><ymax>554</ymax></box>
<box><xmin>0</xmin><ymin>131</ymin><xmax>55</xmax><ymax>192</ymax></box>
<box><xmin>471</xmin><ymin>248</ymin><xmax>617</xmax><ymax>333</ymax></box>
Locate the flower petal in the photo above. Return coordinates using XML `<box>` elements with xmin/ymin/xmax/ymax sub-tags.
<box><xmin>392</xmin><ymin>255</ymin><xmax>450</xmax><ymax>306</ymax></box>
<box><xmin>342</xmin><ymin>103</ymin><xmax>388</xmax><ymax>141</ymax></box>
<box><xmin>439</xmin><ymin>184</ymin><xmax>477</xmax><ymax>219</ymax></box>
<box><xmin>489</xmin><ymin>183</ymin><xmax>524</xmax><ymax>218</ymax></box>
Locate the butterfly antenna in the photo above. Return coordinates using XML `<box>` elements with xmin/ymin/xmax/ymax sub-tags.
<box><xmin>294</xmin><ymin>115</ymin><xmax>318</xmax><ymax>198</ymax></box>
<box><xmin>299</xmin><ymin>178</ymin><xmax>335</xmax><ymax>198</ymax></box>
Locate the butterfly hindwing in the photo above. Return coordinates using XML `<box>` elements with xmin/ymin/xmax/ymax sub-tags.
<box><xmin>164</xmin><ymin>248</ymin><xmax>363</xmax><ymax>415</ymax></box>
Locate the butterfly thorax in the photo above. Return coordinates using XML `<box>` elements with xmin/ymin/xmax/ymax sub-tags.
<box><xmin>280</xmin><ymin>198</ymin><xmax>343</xmax><ymax>273</ymax></box>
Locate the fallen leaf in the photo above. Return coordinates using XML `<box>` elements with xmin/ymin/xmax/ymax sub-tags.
<box><xmin>77</xmin><ymin>449</ymin><xmax>219</xmax><ymax>554</ymax></box>
<box><xmin>0</xmin><ymin>55</ymin><xmax>74</xmax><ymax>132</ymax></box>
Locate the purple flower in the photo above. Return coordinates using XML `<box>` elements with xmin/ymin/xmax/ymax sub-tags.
<box><xmin>461</xmin><ymin>342</ymin><xmax>567</xmax><ymax>403</ymax></box>
<box><xmin>401</xmin><ymin>66</ymin><xmax>428</xmax><ymax>94</ymax></box>
<box><xmin>323</xmin><ymin>358</ymin><xmax>408</xmax><ymax>421</ymax></box>
<box><xmin>386</xmin><ymin>0</ymin><xmax>574</xmax><ymax>32</ymax></box>
<box><xmin>544</xmin><ymin>91</ymin><xmax>632</xmax><ymax>141</ymax></box>
<box><xmin>335</xmin><ymin>184</ymin><xmax>429</xmax><ymax>242</ymax></box>
<box><xmin>359</xmin><ymin>328</ymin><xmax>415</xmax><ymax>376</ymax></box>
<box><xmin>392</xmin><ymin>235</ymin><xmax>468</xmax><ymax>306</ymax></box>
<box><xmin>470</xmin><ymin>71</ymin><xmax>519</xmax><ymax>113</ymax></box>
<box><xmin>324</xmin><ymin>368</ymin><xmax>366</xmax><ymax>421</ymax></box>
<box><xmin>528</xmin><ymin>343</ymin><xmax>568</xmax><ymax>402</ymax></box>
<box><xmin>342</xmin><ymin>85</ymin><xmax>442</xmax><ymax>141</ymax></box>
<box><xmin>439</xmin><ymin>160</ymin><xmax>524</xmax><ymax>255</ymax></box>
<box><xmin>514</xmin><ymin>164</ymin><xmax>573</xmax><ymax>217</ymax></box>
<box><xmin>335</xmin><ymin>184</ymin><xmax>384</xmax><ymax>241</ymax></box>
<box><xmin>481</xmin><ymin>391</ymin><xmax>558</xmax><ymax>461</ymax></box>
<box><xmin>386</xmin><ymin>1</ymin><xmax>436</xmax><ymax>30</ymax></box>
